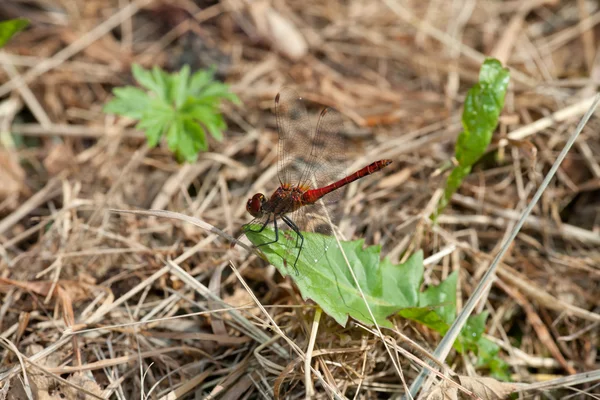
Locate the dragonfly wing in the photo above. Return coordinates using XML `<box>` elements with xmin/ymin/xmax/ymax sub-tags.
<box><xmin>298</xmin><ymin>105</ymin><xmax>347</xmax><ymax>197</ymax></box>
<box><xmin>275</xmin><ymin>89</ymin><xmax>347</xmax><ymax>195</ymax></box>
<box><xmin>275</xmin><ymin>88</ymin><xmax>314</xmax><ymax>188</ymax></box>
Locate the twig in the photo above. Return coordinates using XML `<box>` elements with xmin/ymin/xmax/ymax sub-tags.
<box><xmin>108</xmin><ymin>208</ymin><xmax>253</xmax><ymax>252</ymax></box>
<box><xmin>505</xmin><ymin>94</ymin><xmax>598</xmax><ymax>141</ymax></box>
<box><xmin>11</xmin><ymin>123</ymin><xmax>145</xmax><ymax>139</ymax></box>
<box><xmin>305</xmin><ymin>308</ymin><xmax>321</xmax><ymax>398</ymax></box>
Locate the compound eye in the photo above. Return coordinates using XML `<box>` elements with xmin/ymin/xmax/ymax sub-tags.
<box><xmin>246</xmin><ymin>193</ymin><xmax>265</xmax><ymax>217</ymax></box>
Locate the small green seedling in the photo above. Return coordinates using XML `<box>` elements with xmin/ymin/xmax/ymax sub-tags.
<box><xmin>437</xmin><ymin>58</ymin><xmax>510</xmax><ymax>214</ymax></box>
<box><xmin>104</xmin><ymin>64</ymin><xmax>239</xmax><ymax>163</ymax></box>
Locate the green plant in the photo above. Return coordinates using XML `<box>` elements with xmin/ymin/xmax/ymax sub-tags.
<box><xmin>398</xmin><ymin>274</ymin><xmax>511</xmax><ymax>381</ymax></box>
<box><xmin>0</xmin><ymin>18</ymin><xmax>29</xmax><ymax>48</ymax></box>
<box><xmin>245</xmin><ymin>228</ymin><xmax>510</xmax><ymax>380</ymax></box>
<box><xmin>104</xmin><ymin>64</ymin><xmax>239</xmax><ymax>163</ymax></box>
<box><xmin>437</xmin><ymin>58</ymin><xmax>510</xmax><ymax>214</ymax></box>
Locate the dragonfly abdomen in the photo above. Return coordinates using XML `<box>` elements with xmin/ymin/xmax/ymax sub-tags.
<box><xmin>302</xmin><ymin>159</ymin><xmax>392</xmax><ymax>204</ymax></box>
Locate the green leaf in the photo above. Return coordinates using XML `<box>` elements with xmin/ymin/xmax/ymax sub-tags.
<box><xmin>399</xmin><ymin>306</ymin><xmax>451</xmax><ymax>335</ymax></box>
<box><xmin>188</xmin><ymin>68</ymin><xmax>215</xmax><ymax>95</ymax></box>
<box><xmin>151</xmin><ymin>66</ymin><xmax>170</xmax><ymax>102</ymax></box>
<box><xmin>245</xmin><ymin>226</ymin><xmax>424</xmax><ymax>327</ymax></box>
<box><xmin>175</xmin><ymin>119</ymin><xmax>198</xmax><ymax>162</ymax></box>
<box><xmin>165</xmin><ymin>119</ymin><xmax>180</xmax><ymax>150</ymax></box>
<box><xmin>183</xmin><ymin>104</ymin><xmax>227</xmax><ymax>141</ymax></box>
<box><xmin>199</xmin><ymin>86</ymin><xmax>240</xmax><ymax>105</ymax></box>
<box><xmin>380</xmin><ymin>255</ymin><xmax>422</xmax><ymax>307</ymax></box>
<box><xmin>456</xmin><ymin>59</ymin><xmax>510</xmax><ymax>166</ymax></box>
<box><xmin>204</xmin><ymin>117</ymin><xmax>226</xmax><ymax>141</ymax></box>
<box><xmin>437</xmin><ymin>58</ymin><xmax>510</xmax><ymax>215</ymax></box>
<box><xmin>399</xmin><ymin>271</ymin><xmax>511</xmax><ymax>380</ymax></box>
<box><xmin>419</xmin><ymin>271</ymin><xmax>458</xmax><ymax>325</ymax></box>
<box><xmin>455</xmin><ymin>311</ymin><xmax>488</xmax><ymax>353</ymax></box>
<box><xmin>0</xmin><ymin>19</ymin><xmax>29</xmax><ymax>48</ymax></box>
<box><xmin>201</xmin><ymin>81</ymin><xmax>234</xmax><ymax>97</ymax></box>
<box><xmin>164</xmin><ymin>117</ymin><xmax>203</xmax><ymax>163</ymax></box>
<box><xmin>132</xmin><ymin>64</ymin><xmax>163</xmax><ymax>95</ymax></box>
<box><xmin>245</xmin><ymin>225</ymin><xmax>510</xmax><ymax>378</ymax></box>
<box><xmin>137</xmin><ymin>120</ymin><xmax>163</xmax><ymax>148</ymax></box>
<box><xmin>136</xmin><ymin>111</ymin><xmax>171</xmax><ymax>147</ymax></box>
<box><xmin>103</xmin><ymin>87</ymin><xmax>152</xmax><ymax>119</ymax></box>
<box><xmin>174</xmin><ymin>65</ymin><xmax>191</xmax><ymax>108</ymax></box>
<box><xmin>183</xmin><ymin>118</ymin><xmax>207</xmax><ymax>152</ymax></box>
<box><xmin>183</xmin><ymin>103</ymin><xmax>212</xmax><ymax>122</ymax></box>
<box><xmin>437</xmin><ymin>164</ymin><xmax>471</xmax><ymax>213</ymax></box>
<box><xmin>476</xmin><ymin>337</ymin><xmax>511</xmax><ymax>381</ymax></box>
<box><xmin>398</xmin><ymin>271</ymin><xmax>458</xmax><ymax>338</ymax></box>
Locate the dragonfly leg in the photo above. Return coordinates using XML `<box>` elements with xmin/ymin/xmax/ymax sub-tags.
<box><xmin>254</xmin><ymin>215</ymin><xmax>281</xmax><ymax>248</ymax></box>
<box><xmin>245</xmin><ymin>214</ymin><xmax>270</xmax><ymax>233</ymax></box>
<box><xmin>257</xmin><ymin>215</ymin><xmax>271</xmax><ymax>233</ymax></box>
<box><xmin>282</xmin><ymin>216</ymin><xmax>303</xmax><ymax>276</ymax></box>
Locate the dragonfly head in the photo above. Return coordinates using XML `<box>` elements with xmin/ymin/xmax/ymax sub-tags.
<box><xmin>246</xmin><ymin>193</ymin><xmax>266</xmax><ymax>217</ymax></box>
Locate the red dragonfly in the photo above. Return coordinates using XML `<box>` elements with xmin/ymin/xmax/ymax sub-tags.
<box><xmin>244</xmin><ymin>89</ymin><xmax>392</xmax><ymax>275</ymax></box>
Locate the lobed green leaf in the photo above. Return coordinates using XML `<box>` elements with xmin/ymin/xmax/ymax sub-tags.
<box><xmin>183</xmin><ymin>118</ymin><xmax>207</xmax><ymax>152</ymax></box>
<box><xmin>103</xmin><ymin>87</ymin><xmax>152</xmax><ymax>120</ymax></box>
<box><xmin>151</xmin><ymin>66</ymin><xmax>170</xmax><ymax>102</ymax></box>
<box><xmin>174</xmin><ymin>65</ymin><xmax>190</xmax><ymax>108</ymax></box>
<box><xmin>132</xmin><ymin>64</ymin><xmax>162</xmax><ymax>95</ymax></box>
<box><xmin>245</xmin><ymin>226</ymin><xmax>424</xmax><ymax>327</ymax></box>
<box><xmin>104</xmin><ymin>63</ymin><xmax>238</xmax><ymax>162</ymax></box>
<box><xmin>188</xmin><ymin>68</ymin><xmax>215</xmax><ymax>96</ymax></box>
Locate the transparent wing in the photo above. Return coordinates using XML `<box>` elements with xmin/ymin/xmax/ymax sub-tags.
<box><xmin>275</xmin><ymin>88</ymin><xmax>314</xmax><ymax>188</ymax></box>
<box><xmin>275</xmin><ymin>88</ymin><xmax>347</xmax><ymax>196</ymax></box>
<box><xmin>298</xmin><ymin>106</ymin><xmax>347</xmax><ymax>203</ymax></box>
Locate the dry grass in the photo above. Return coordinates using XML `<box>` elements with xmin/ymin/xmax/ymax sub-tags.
<box><xmin>1</xmin><ymin>0</ymin><xmax>599</xmax><ymax>399</ymax></box>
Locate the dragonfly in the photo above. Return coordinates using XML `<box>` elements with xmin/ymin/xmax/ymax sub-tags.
<box><xmin>243</xmin><ymin>88</ymin><xmax>392</xmax><ymax>275</ymax></box>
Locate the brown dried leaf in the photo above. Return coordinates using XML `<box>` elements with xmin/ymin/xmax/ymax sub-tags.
<box><xmin>424</xmin><ymin>381</ymin><xmax>458</xmax><ymax>400</ymax></box>
<box><xmin>224</xmin><ymin>287</ymin><xmax>259</xmax><ymax>317</ymax></box>
<box><xmin>6</xmin><ymin>379</ymin><xmax>34</xmax><ymax>400</ymax></box>
<box><xmin>507</xmin><ymin>138</ymin><xmax>537</xmax><ymax>161</ymax></box>
<box><xmin>457</xmin><ymin>376</ymin><xmax>517</xmax><ymax>399</ymax></box>
<box><xmin>64</xmin><ymin>373</ymin><xmax>103</xmax><ymax>400</ymax></box>
<box><xmin>43</xmin><ymin>143</ymin><xmax>74</xmax><ymax>175</ymax></box>
<box><xmin>249</xmin><ymin>1</ymin><xmax>308</xmax><ymax>60</ymax></box>
<box><xmin>8</xmin><ymin>370</ymin><xmax>55</xmax><ymax>400</ymax></box>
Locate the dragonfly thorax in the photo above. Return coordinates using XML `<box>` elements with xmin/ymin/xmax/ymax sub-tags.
<box><xmin>246</xmin><ymin>186</ymin><xmax>306</xmax><ymax>218</ymax></box>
